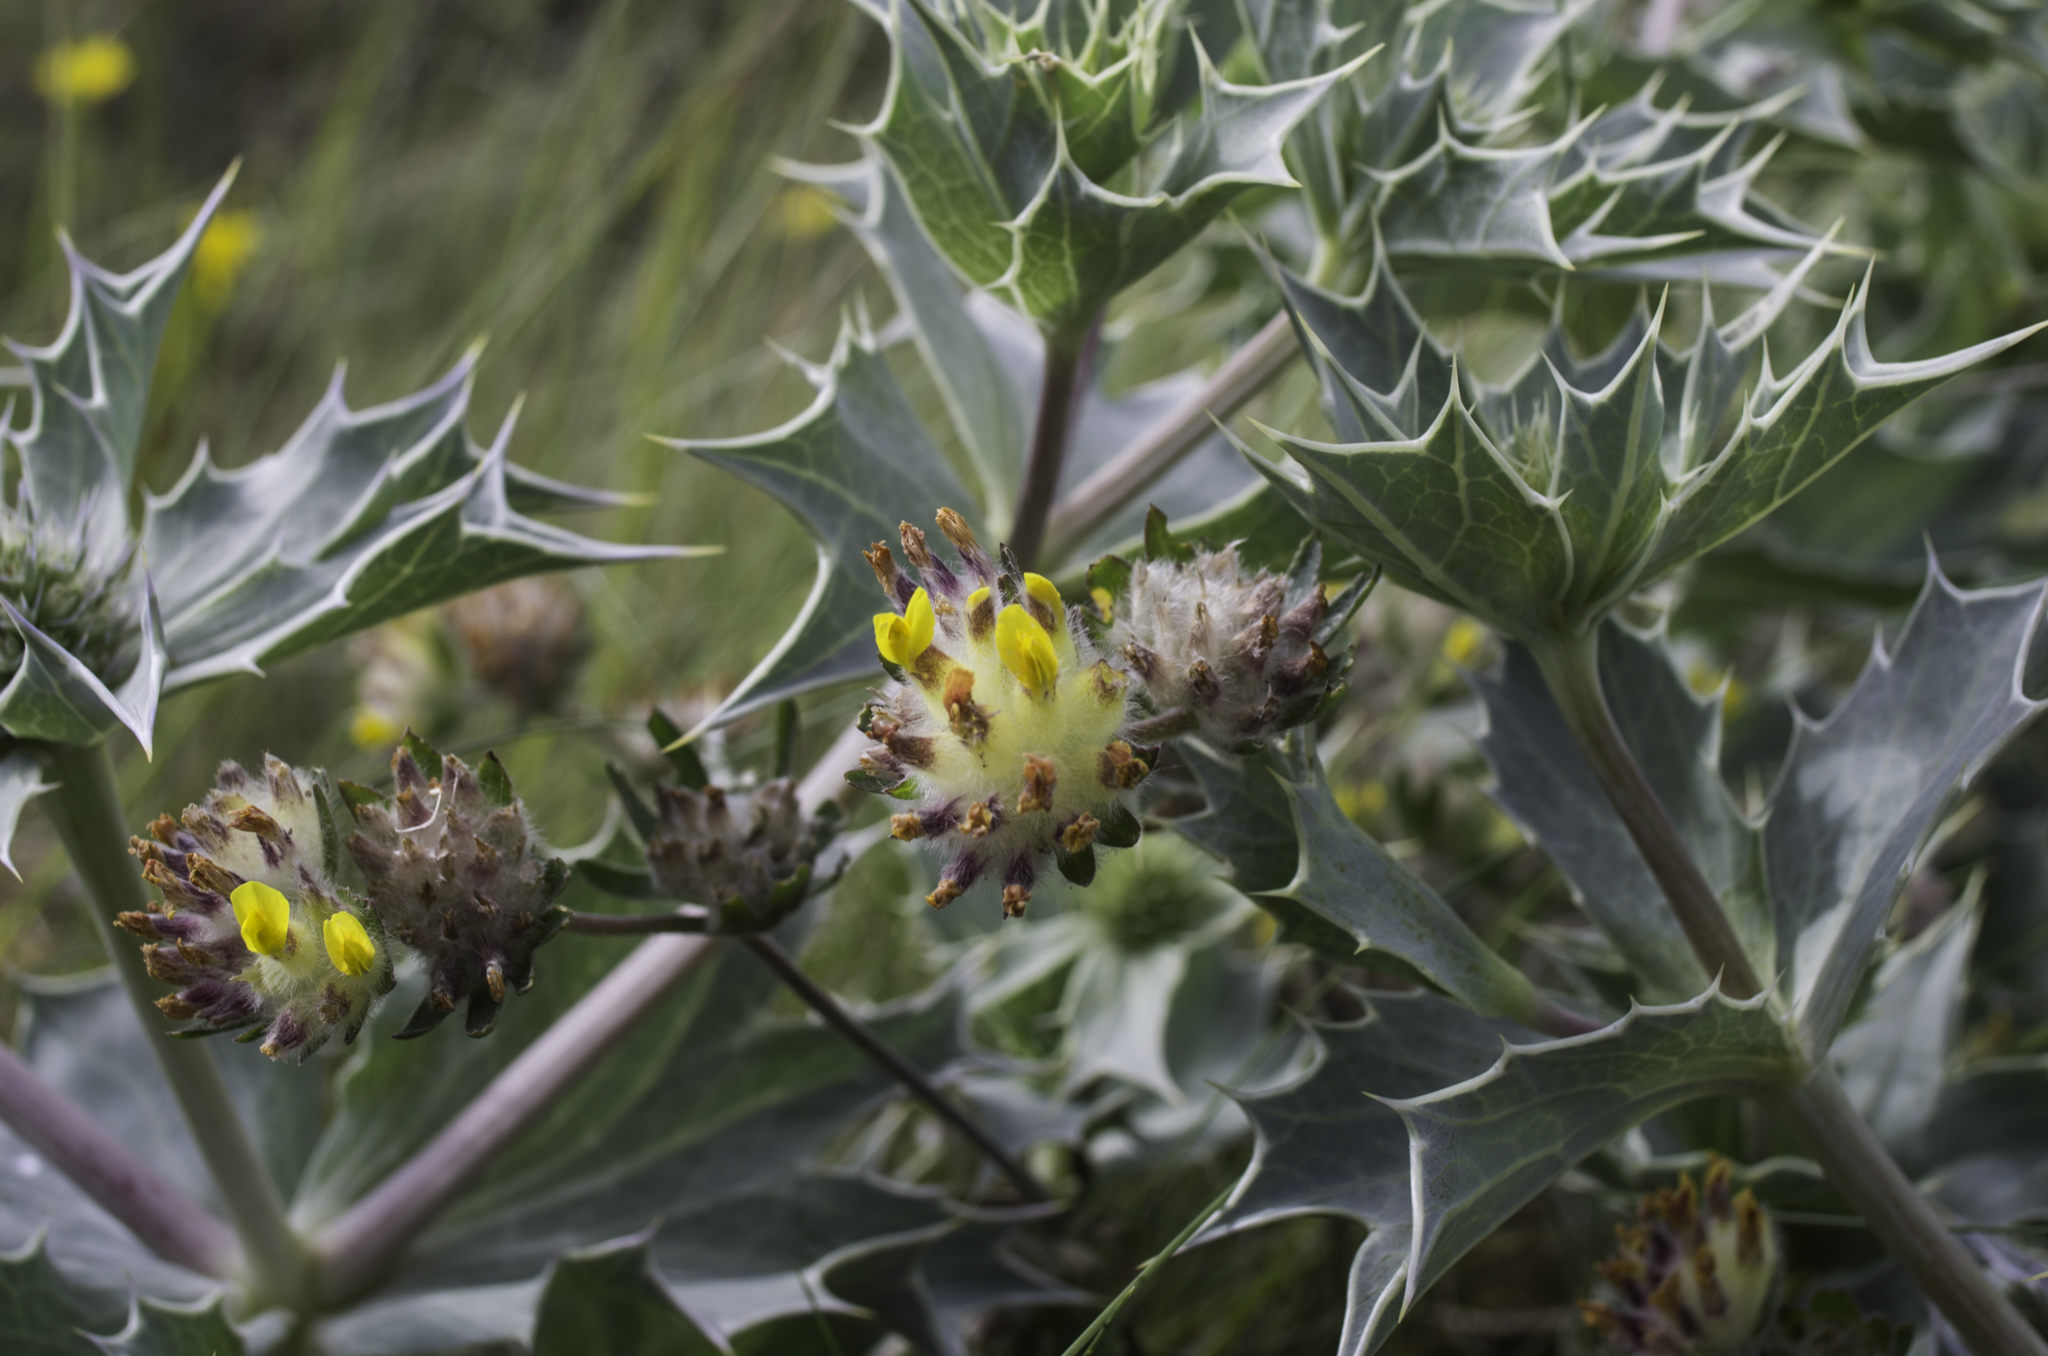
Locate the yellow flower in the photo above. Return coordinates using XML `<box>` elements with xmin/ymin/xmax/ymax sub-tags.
<box><xmin>767</xmin><ymin>183</ymin><xmax>841</xmax><ymax>241</ymax></box>
<box><xmin>193</xmin><ymin>210</ymin><xmax>261</xmax><ymax>306</ymax></box>
<box><xmin>1337</xmin><ymin>779</ymin><xmax>1388</xmax><ymax>823</ymax></box>
<box><xmin>1442</xmin><ymin>617</ymin><xmax>1488</xmax><ymax>668</ymax></box>
<box><xmin>1023</xmin><ymin>573</ymin><xmax>1061</xmax><ymax>614</ymax></box>
<box><xmin>34</xmin><ymin>36</ymin><xmax>136</xmax><ymax>105</ymax></box>
<box><xmin>874</xmin><ymin>587</ymin><xmax>936</xmax><ymax>668</ymax></box>
<box><xmin>230</xmin><ymin>880</ymin><xmax>291</xmax><ymax>957</ymax></box>
<box><xmin>996</xmin><ymin>603</ymin><xmax>1058</xmax><ymax>694</ymax></box>
<box><xmin>349</xmin><ymin>706</ymin><xmax>403</xmax><ymax>751</ymax></box>
<box><xmin>323</xmin><ymin>912</ymin><xmax>377</xmax><ymax>977</ymax></box>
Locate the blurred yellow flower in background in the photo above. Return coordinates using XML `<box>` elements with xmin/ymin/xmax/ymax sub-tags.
<box><xmin>193</xmin><ymin>210</ymin><xmax>261</xmax><ymax>305</ymax></box>
<box><xmin>1441</xmin><ymin>617</ymin><xmax>1488</xmax><ymax>668</ymax></box>
<box><xmin>766</xmin><ymin>183</ymin><xmax>840</xmax><ymax>241</ymax></box>
<box><xmin>35</xmin><ymin>36</ymin><xmax>137</xmax><ymax>105</ymax></box>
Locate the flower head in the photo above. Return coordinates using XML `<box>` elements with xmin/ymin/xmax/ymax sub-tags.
<box><xmin>1581</xmin><ymin>1156</ymin><xmax>1780</xmax><ymax>1354</ymax></box>
<box><xmin>644</xmin><ymin>777</ymin><xmax>833</xmax><ymax>932</ymax></box>
<box><xmin>853</xmin><ymin>509</ymin><xmax>1148</xmax><ymax>917</ymax></box>
<box><xmin>343</xmin><ymin>740</ymin><xmax>570</xmax><ymax>1038</ymax></box>
<box><xmin>1095</xmin><ymin>522</ymin><xmax>1365</xmax><ymax>750</ymax></box>
<box><xmin>1</xmin><ymin>507</ymin><xmax>137</xmax><ymax>689</ymax></box>
<box><xmin>192</xmin><ymin>209</ymin><xmax>261</xmax><ymax>307</ymax></box>
<box><xmin>122</xmin><ymin>758</ymin><xmax>394</xmax><ymax>1061</ymax></box>
<box><xmin>34</xmin><ymin>36</ymin><xmax>136</xmax><ymax>105</ymax></box>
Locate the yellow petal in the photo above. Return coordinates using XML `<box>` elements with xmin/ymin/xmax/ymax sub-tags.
<box><xmin>966</xmin><ymin>585</ymin><xmax>991</xmax><ymax>611</ymax></box>
<box><xmin>230</xmin><ymin>881</ymin><xmax>291</xmax><ymax>957</ymax></box>
<box><xmin>873</xmin><ymin>612</ymin><xmax>910</xmax><ymax>667</ymax></box>
<box><xmin>904</xmin><ymin>587</ymin><xmax>935</xmax><ymax>658</ymax></box>
<box><xmin>996</xmin><ymin>604</ymin><xmax>1059</xmax><ymax>695</ymax></box>
<box><xmin>1024</xmin><ymin>573</ymin><xmax>1061</xmax><ymax>613</ymax></box>
<box><xmin>349</xmin><ymin>706</ymin><xmax>402</xmax><ymax>751</ymax></box>
<box><xmin>323</xmin><ymin>912</ymin><xmax>377</xmax><ymax>977</ymax></box>
<box><xmin>34</xmin><ymin>36</ymin><xmax>136</xmax><ymax>105</ymax></box>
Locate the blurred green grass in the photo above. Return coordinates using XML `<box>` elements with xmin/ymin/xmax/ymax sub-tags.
<box><xmin>1</xmin><ymin>0</ymin><xmax>886</xmax><ymax>1007</ymax></box>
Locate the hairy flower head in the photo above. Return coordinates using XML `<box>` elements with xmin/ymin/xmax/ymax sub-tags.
<box><xmin>853</xmin><ymin>509</ymin><xmax>1148</xmax><ymax>917</ymax></box>
<box><xmin>343</xmin><ymin>739</ymin><xmax>570</xmax><ymax>1039</ymax></box>
<box><xmin>122</xmin><ymin>758</ymin><xmax>394</xmax><ymax>1060</ymax></box>
<box><xmin>644</xmin><ymin>777</ymin><xmax>833</xmax><ymax>933</ymax></box>
<box><xmin>1094</xmin><ymin>523</ymin><xmax>1364</xmax><ymax>750</ymax></box>
<box><xmin>1581</xmin><ymin>1156</ymin><xmax>1780</xmax><ymax>1354</ymax></box>
<box><xmin>1</xmin><ymin>507</ymin><xmax>138</xmax><ymax>688</ymax></box>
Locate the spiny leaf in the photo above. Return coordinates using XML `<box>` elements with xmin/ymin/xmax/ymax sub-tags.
<box><xmin>0</xmin><ymin>1234</ymin><xmax>115</xmax><ymax>1355</ymax></box>
<box><xmin>146</xmin><ymin>362</ymin><xmax>695</xmax><ymax>691</ymax></box>
<box><xmin>860</xmin><ymin>0</ymin><xmax>1362</xmax><ymax>334</ymax></box>
<box><xmin>1768</xmin><ymin>562</ymin><xmax>2048</xmax><ymax>1052</ymax></box>
<box><xmin>1208</xmin><ymin>992</ymin><xmax>1531</xmax><ymax>1356</ymax></box>
<box><xmin>84</xmin><ymin>1296</ymin><xmax>245</xmax><ymax>1356</ymax></box>
<box><xmin>1179</xmin><ymin>730</ymin><xmax>1545</xmax><ymax>1022</ymax></box>
<box><xmin>1261</xmin><ymin>244</ymin><xmax>2042</xmax><ymax>640</ymax></box>
<box><xmin>0</xmin><ymin>579</ymin><xmax>166</xmax><ymax>754</ymax></box>
<box><xmin>661</xmin><ymin>321</ymin><xmax>972</xmax><ymax>733</ymax></box>
<box><xmin>6</xmin><ymin>172</ymin><xmax>234</xmax><ymax>562</ymax></box>
<box><xmin>1473</xmin><ymin>621</ymin><xmax>1761</xmax><ymax>1002</ymax></box>
<box><xmin>531</xmin><ymin>1235</ymin><xmax>726</xmax><ymax>1356</ymax></box>
<box><xmin>1383</xmin><ymin>983</ymin><xmax>1796</xmax><ymax>1319</ymax></box>
<box><xmin>0</xmin><ymin>747</ymin><xmax>53</xmax><ymax>878</ymax></box>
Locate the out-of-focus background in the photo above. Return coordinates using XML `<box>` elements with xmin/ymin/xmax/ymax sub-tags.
<box><xmin>1</xmin><ymin>0</ymin><xmax>891</xmax><ymax>1004</ymax></box>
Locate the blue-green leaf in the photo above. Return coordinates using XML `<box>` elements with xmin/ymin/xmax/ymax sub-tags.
<box><xmin>0</xmin><ymin>746</ymin><xmax>55</xmax><ymax>877</ymax></box>
<box><xmin>531</xmin><ymin>1236</ymin><xmax>725</xmax><ymax>1356</ymax></box>
<box><xmin>6</xmin><ymin>173</ymin><xmax>233</xmax><ymax>562</ymax></box>
<box><xmin>85</xmin><ymin>1296</ymin><xmax>245</xmax><ymax>1356</ymax></box>
<box><xmin>661</xmin><ymin>323</ymin><xmax>972</xmax><ymax>732</ymax></box>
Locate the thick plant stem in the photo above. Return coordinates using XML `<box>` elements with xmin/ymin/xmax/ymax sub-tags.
<box><xmin>0</xmin><ymin>1041</ymin><xmax>237</xmax><ymax>1277</ymax></box>
<box><xmin>739</xmin><ymin>934</ymin><xmax>1047</xmax><ymax>1203</ymax></box>
<box><xmin>1530</xmin><ymin>633</ymin><xmax>2048</xmax><ymax>1354</ymax></box>
<box><xmin>1007</xmin><ymin>325</ymin><xmax>1092</xmax><ymax>569</ymax></box>
<box><xmin>1776</xmin><ymin>1066</ymin><xmax>2048</xmax><ymax>1356</ymax></box>
<box><xmin>1529</xmin><ymin>629</ymin><xmax>1764</xmax><ymax>999</ymax></box>
<box><xmin>315</xmin><ymin>932</ymin><xmax>716</xmax><ymax>1305</ymax></box>
<box><xmin>1042</xmin><ymin>310</ymin><xmax>1298</xmax><ymax>559</ymax></box>
<box><xmin>38</xmin><ymin>741</ymin><xmax>306</xmax><ymax>1308</ymax></box>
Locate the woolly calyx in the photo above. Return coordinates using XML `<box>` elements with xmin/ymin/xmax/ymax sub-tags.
<box><xmin>644</xmin><ymin>777</ymin><xmax>833</xmax><ymax>933</ymax></box>
<box><xmin>1581</xmin><ymin>1156</ymin><xmax>1780</xmax><ymax>1355</ymax></box>
<box><xmin>852</xmin><ymin>509</ymin><xmax>1148</xmax><ymax>918</ymax></box>
<box><xmin>1091</xmin><ymin>517</ymin><xmax>1368</xmax><ymax>750</ymax></box>
<box><xmin>343</xmin><ymin>736</ymin><xmax>570</xmax><ymax>1039</ymax></box>
<box><xmin>0</xmin><ymin>505</ymin><xmax>137</xmax><ymax>685</ymax></box>
<box><xmin>121</xmin><ymin>757</ymin><xmax>394</xmax><ymax>1061</ymax></box>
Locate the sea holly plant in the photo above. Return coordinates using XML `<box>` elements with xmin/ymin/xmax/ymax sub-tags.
<box><xmin>9</xmin><ymin>4</ymin><xmax>2048</xmax><ymax>1355</ymax></box>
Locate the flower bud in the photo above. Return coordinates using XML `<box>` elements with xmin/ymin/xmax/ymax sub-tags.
<box><xmin>1581</xmin><ymin>1156</ymin><xmax>1780</xmax><ymax>1354</ymax></box>
<box><xmin>1</xmin><ymin>506</ymin><xmax>137</xmax><ymax>688</ymax></box>
<box><xmin>644</xmin><ymin>778</ymin><xmax>831</xmax><ymax>932</ymax></box>
<box><xmin>446</xmin><ymin>576</ymin><xmax>587</xmax><ymax>715</ymax></box>
<box><xmin>343</xmin><ymin>739</ymin><xmax>569</xmax><ymax>1038</ymax></box>
<box><xmin>122</xmin><ymin>758</ymin><xmax>394</xmax><ymax>1061</ymax></box>
<box><xmin>1096</xmin><ymin>529</ymin><xmax>1363</xmax><ymax>750</ymax></box>
<box><xmin>851</xmin><ymin>510</ymin><xmax>1149</xmax><ymax>918</ymax></box>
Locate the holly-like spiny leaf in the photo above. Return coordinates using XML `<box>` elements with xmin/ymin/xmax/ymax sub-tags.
<box><xmin>531</xmin><ymin>1235</ymin><xmax>725</xmax><ymax>1356</ymax></box>
<box><xmin>84</xmin><ymin>1296</ymin><xmax>246</xmax><ymax>1356</ymax></box>
<box><xmin>147</xmin><ymin>360</ymin><xmax>696</xmax><ymax>691</ymax></box>
<box><xmin>661</xmin><ymin>321</ymin><xmax>973</xmax><ymax>733</ymax></box>
<box><xmin>1384</xmin><ymin>983</ymin><xmax>1796</xmax><ymax>1322</ymax></box>
<box><xmin>0</xmin><ymin>1235</ymin><xmax>117</xmax><ymax>1356</ymax></box>
<box><xmin>1207</xmin><ymin>991</ymin><xmax>1531</xmax><ymax>1356</ymax></box>
<box><xmin>1175</xmin><ymin>730</ymin><xmax>1547</xmax><ymax>1022</ymax></box>
<box><xmin>6</xmin><ymin>172</ymin><xmax>234</xmax><ymax>563</ymax></box>
<box><xmin>1768</xmin><ymin>562</ymin><xmax>2048</xmax><ymax>1052</ymax></box>
<box><xmin>1473</xmin><ymin>620</ymin><xmax>1761</xmax><ymax>1002</ymax></box>
<box><xmin>1260</xmin><ymin>241</ymin><xmax>2042</xmax><ymax>641</ymax></box>
<box><xmin>0</xmin><ymin>745</ymin><xmax>55</xmax><ymax>877</ymax></box>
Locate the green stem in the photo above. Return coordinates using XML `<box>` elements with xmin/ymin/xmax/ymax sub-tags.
<box><xmin>1006</xmin><ymin>323</ymin><xmax>1093</xmax><ymax>569</ymax></box>
<box><xmin>1529</xmin><ymin>633</ymin><xmax>2048</xmax><ymax>1354</ymax></box>
<box><xmin>1775</xmin><ymin>1066</ymin><xmax>2048</xmax><ymax>1356</ymax></box>
<box><xmin>38</xmin><ymin>741</ymin><xmax>309</xmax><ymax>1310</ymax></box>
<box><xmin>1529</xmin><ymin>628</ymin><xmax>1764</xmax><ymax>999</ymax></box>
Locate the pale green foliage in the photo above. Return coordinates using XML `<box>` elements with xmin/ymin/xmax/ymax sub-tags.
<box><xmin>1256</xmin><ymin>252</ymin><xmax>2044</xmax><ymax>640</ymax></box>
<box><xmin>858</xmin><ymin>0</ymin><xmax>1359</xmax><ymax>336</ymax></box>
